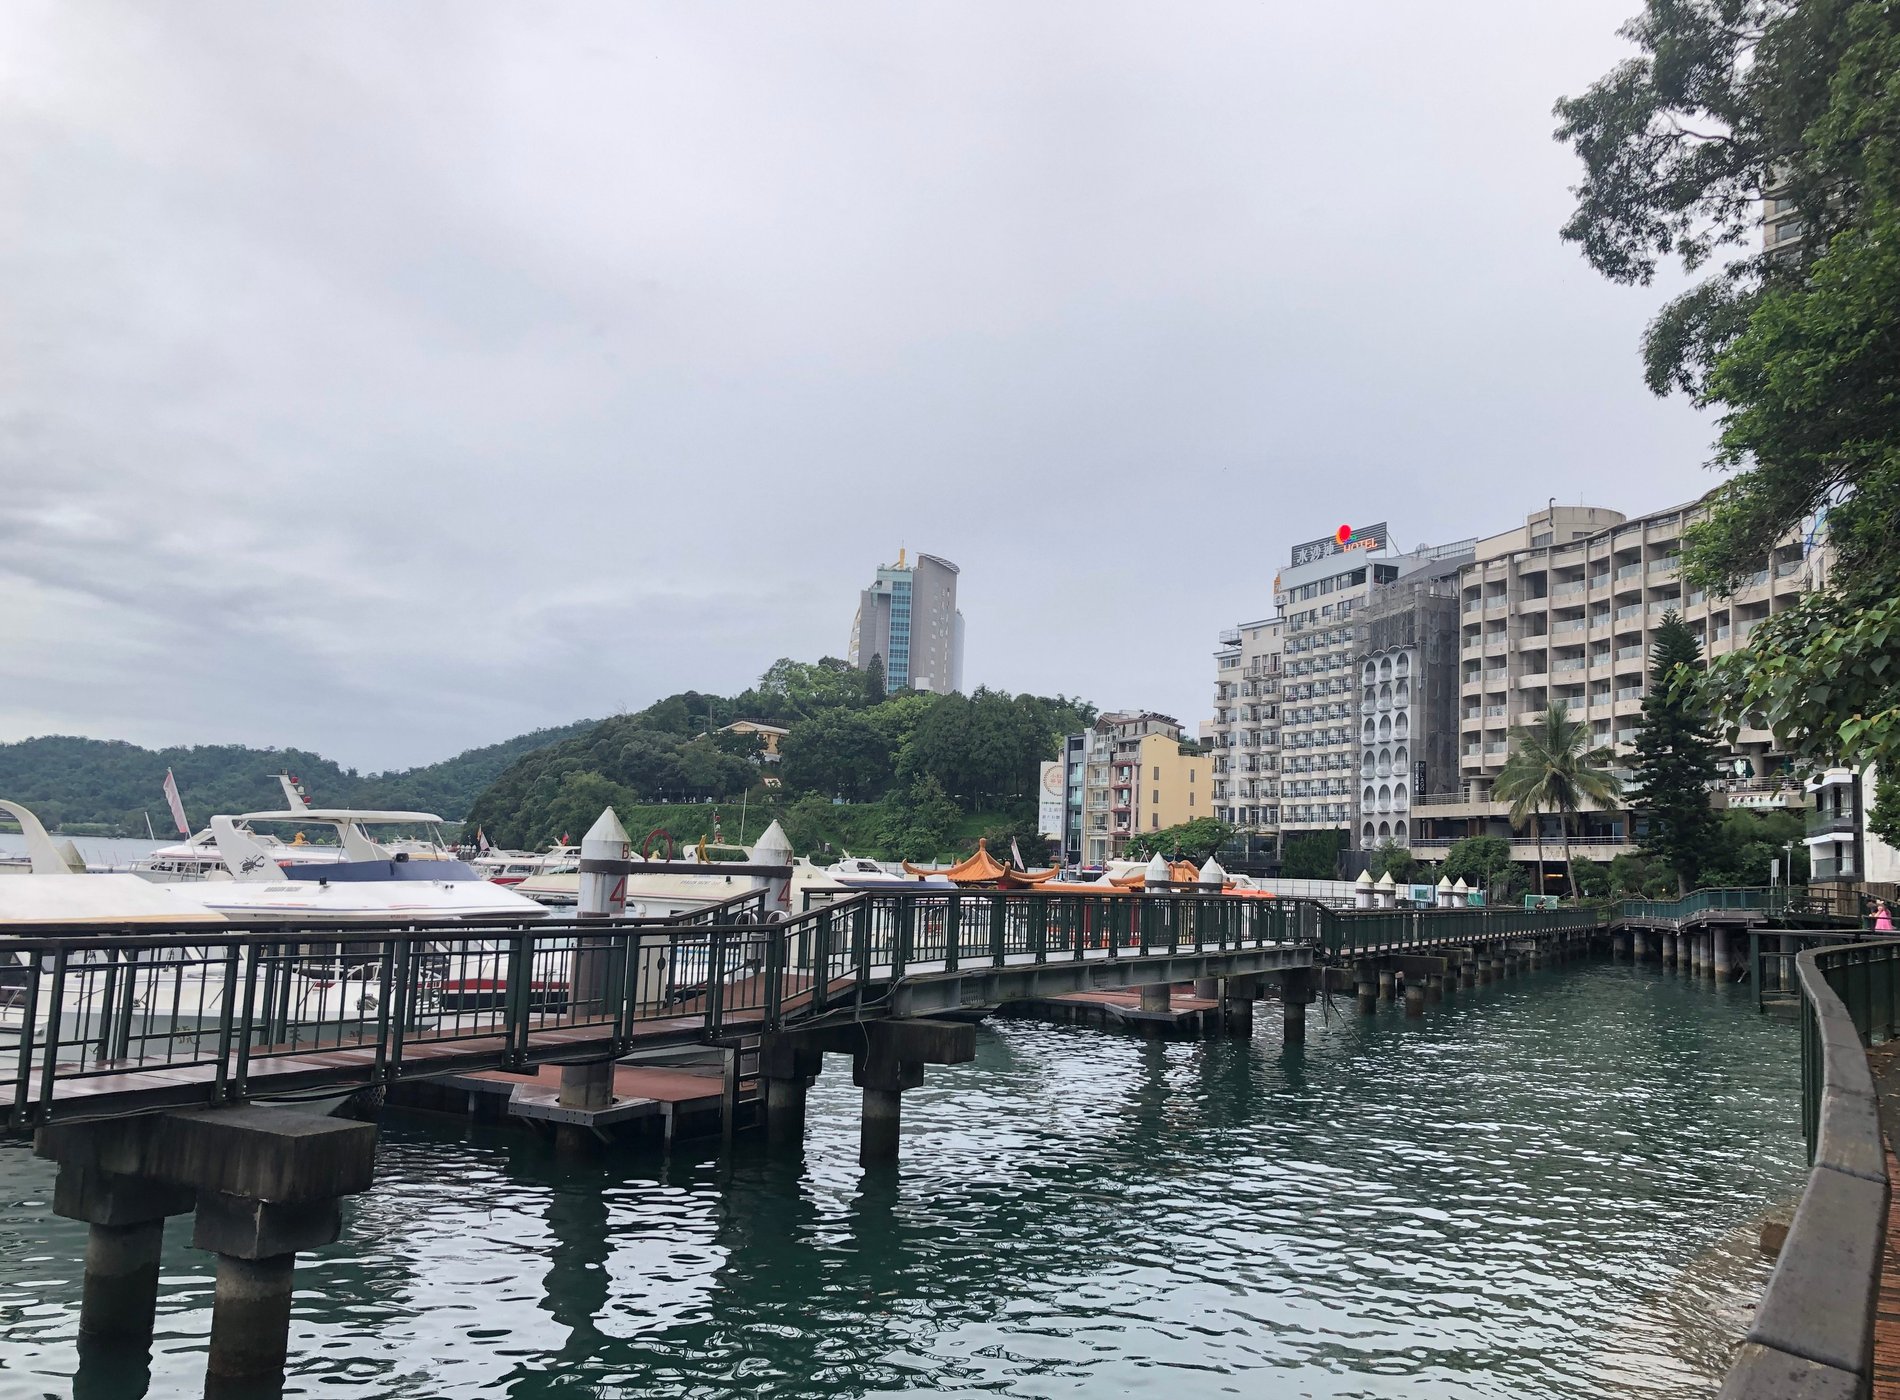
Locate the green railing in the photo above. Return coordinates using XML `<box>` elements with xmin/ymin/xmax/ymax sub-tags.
<box><xmin>1725</xmin><ymin>940</ymin><xmax>1895</xmax><ymax>1396</ymax></box>
<box><xmin>1618</xmin><ymin>885</ymin><xmax>1875</xmax><ymax>928</ymax></box>
<box><xmin>1318</xmin><ymin>904</ymin><xmax>1599</xmax><ymax>958</ymax></box>
<box><xmin>1617</xmin><ymin>887</ymin><xmax>1777</xmax><ymax>923</ymax></box>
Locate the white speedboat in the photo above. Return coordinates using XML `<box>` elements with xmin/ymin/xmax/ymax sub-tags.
<box><xmin>469</xmin><ymin>845</ymin><xmax>580</xmax><ymax>886</ymax></box>
<box><xmin>167</xmin><ymin>816</ymin><xmax>552</xmax><ymax>923</ymax></box>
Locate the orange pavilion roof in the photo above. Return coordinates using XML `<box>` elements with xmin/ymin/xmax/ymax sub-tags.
<box><xmin>903</xmin><ymin>837</ymin><xmax>1058</xmax><ymax>887</ymax></box>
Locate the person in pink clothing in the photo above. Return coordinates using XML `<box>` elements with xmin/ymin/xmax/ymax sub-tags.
<box><xmin>1876</xmin><ymin>900</ymin><xmax>1895</xmax><ymax>932</ymax></box>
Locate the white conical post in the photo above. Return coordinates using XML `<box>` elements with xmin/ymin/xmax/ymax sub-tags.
<box><xmin>562</xmin><ymin>808</ymin><xmax>631</xmax><ymax>1119</ymax></box>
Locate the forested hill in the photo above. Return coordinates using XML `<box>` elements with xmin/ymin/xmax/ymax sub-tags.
<box><xmin>0</xmin><ymin>720</ymin><xmax>597</xmax><ymax>832</ymax></box>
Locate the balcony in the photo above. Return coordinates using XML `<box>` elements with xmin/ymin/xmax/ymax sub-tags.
<box><xmin>1552</xmin><ymin>581</ymin><xmax>1587</xmax><ymax>599</ymax></box>
<box><xmin>1615</xmin><ymin>562</ymin><xmax>1646</xmax><ymax>581</ymax></box>
<box><xmin>1219</xmin><ymin>628</ymin><xmax>1242</xmax><ymax>645</ymax></box>
<box><xmin>1775</xmin><ymin>557</ymin><xmax>1805</xmax><ymax>579</ymax></box>
<box><xmin>1740</xmin><ymin>568</ymin><xmax>1770</xmax><ymax>589</ymax></box>
<box><xmin>1613</xmin><ymin>604</ymin><xmax>1644</xmax><ymax>622</ymax></box>
<box><xmin>1552</xmin><ymin>658</ymin><xmax>1588</xmax><ymax>674</ymax></box>
<box><xmin>1807</xmin><ymin>809</ymin><xmax>1857</xmax><ymax>839</ymax></box>
<box><xmin>1614</xmin><ymin>645</ymin><xmax>1645</xmax><ymax>662</ymax></box>
<box><xmin>1552</xmin><ymin>619</ymin><xmax>1587</xmax><ymax>635</ymax></box>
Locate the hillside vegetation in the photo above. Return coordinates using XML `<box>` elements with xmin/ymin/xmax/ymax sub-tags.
<box><xmin>462</xmin><ymin>657</ymin><xmax>1095</xmax><ymax>861</ymax></box>
<box><xmin>0</xmin><ymin>721</ymin><xmax>596</xmax><ymax>832</ymax></box>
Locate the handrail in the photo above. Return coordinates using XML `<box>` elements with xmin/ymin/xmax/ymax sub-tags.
<box><xmin>0</xmin><ymin>891</ymin><xmax>1603</xmax><ymax>1133</ymax></box>
<box><xmin>1724</xmin><ymin>941</ymin><xmax>1896</xmax><ymax>1396</ymax></box>
<box><xmin>1617</xmin><ymin>886</ymin><xmax>1872</xmax><ymax>929</ymax></box>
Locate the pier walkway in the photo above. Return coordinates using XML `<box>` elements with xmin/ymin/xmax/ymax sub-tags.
<box><xmin>2</xmin><ymin>889</ymin><xmax>1594</xmax><ymax>1134</ymax></box>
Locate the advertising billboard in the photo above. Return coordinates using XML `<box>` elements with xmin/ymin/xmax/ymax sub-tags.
<box><xmin>1038</xmin><ymin>761</ymin><xmax>1065</xmax><ymax>840</ymax></box>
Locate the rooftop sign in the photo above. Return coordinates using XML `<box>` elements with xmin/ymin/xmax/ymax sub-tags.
<box><xmin>1289</xmin><ymin>521</ymin><xmax>1389</xmax><ymax>567</ymax></box>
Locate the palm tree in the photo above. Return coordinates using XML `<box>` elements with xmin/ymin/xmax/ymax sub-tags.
<box><xmin>1493</xmin><ymin>704</ymin><xmax>1621</xmax><ymax>898</ymax></box>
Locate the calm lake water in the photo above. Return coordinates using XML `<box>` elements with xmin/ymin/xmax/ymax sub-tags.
<box><xmin>0</xmin><ymin>834</ymin><xmax>163</xmax><ymax>870</ymax></box>
<box><xmin>0</xmin><ymin>961</ymin><xmax>1803</xmax><ymax>1399</ymax></box>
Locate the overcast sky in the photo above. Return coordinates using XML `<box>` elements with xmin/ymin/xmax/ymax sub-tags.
<box><xmin>0</xmin><ymin>1</ymin><xmax>1717</xmax><ymax>774</ymax></box>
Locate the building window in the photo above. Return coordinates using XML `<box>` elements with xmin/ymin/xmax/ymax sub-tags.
<box><xmin>1151</xmin><ymin>814</ymin><xmax>1159</xmax><ymax>830</ymax></box>
<box><xmin>1152</xmin><ymin>765</ymin><xmax>1160</xmax><ymax>780</ymax></box>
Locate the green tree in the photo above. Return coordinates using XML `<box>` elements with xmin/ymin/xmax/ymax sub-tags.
<box><xmin>862</xmin><ymin>654</ymin><xmax>887</xmax><ymax>706</ymax></box>
<box><xmin>1443</xmin><ymin>835</ymin><xmax>1519</xmax><ymax>900</ymax></box>
<box><xmin>879</xmin><ymin>774</ymin><xmax>961</xmax><ymax>863</ymax></box>
<box><xmin>1558</xmin><ymin>0</ymin><xmax>1900</xmax><ymax>840</ymax></box>
<box><xmin>1494</xmin><ymin>705</ymin><xmax>1621</xmax><ymax>898</ymax></box>
<box><xmin>1281</xmin><ymin>830</ymin><xmax>1347</xmax><ymax>880</ymax></box>
<box><xmin>1366</xmin><ymin>840</ymin><xmax>1420</xmax><ymax>884</ymax></box>
<box><xmin>778</xmin><ymin>711</ymin><xmax>896</xmax><ymax>802</ymax></box>
<box><xmin>1125</xmin><ymin>817</ymin><xmax>1236</xmax><ymax>863</ymax></box>
<box><xmin>981</xmin><ymin>808</ymin><xmax>1058</xmax><ymax>867</ymax></box>
<box><xmin>1627</xmin><ymin>613</ymin><xmax>1725</xmax><ymax>893</ymax></box>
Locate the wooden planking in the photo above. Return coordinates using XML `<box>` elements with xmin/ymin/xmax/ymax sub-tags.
<box><xmin>1875</xmin><ymin>1138</ymin><xmax>1900</xmax><ymax>1400</ymax></box>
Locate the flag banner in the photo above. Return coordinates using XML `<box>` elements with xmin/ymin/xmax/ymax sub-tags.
<box><xmin>162</xmin><ymin>769</ymin><xmax>189</xmax><ymax>835</ymax></box>
<box><xmin>1010</xmin><ymin>837</ymin><xmax>1025</xmax><ymax>869</ymax></box>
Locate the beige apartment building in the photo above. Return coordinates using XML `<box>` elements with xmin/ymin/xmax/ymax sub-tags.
<box><xmin>1077</xmin><ymin>711</ymin><xmax>1205</xmax><ymax>865</ymax></box>
<box><xmin>1412</xmin><ymin>498</ymin><xmax>1819</xmax><ymax>870</ymax></box>
<box><xmin>1206</xmin><ymin>618</ymin><xmax>1283</xmax><ymax>839</ymax></box>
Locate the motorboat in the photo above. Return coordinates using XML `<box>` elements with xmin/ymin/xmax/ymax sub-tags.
<box><xmin>165</xmin><ymin>816</ymin><xmax>553</xmax><ymax>923</ymax></box>
<box><xmin>469</xmin><ymin>845</ymin><xmax>581</xmax><ymax>885</ymax></box>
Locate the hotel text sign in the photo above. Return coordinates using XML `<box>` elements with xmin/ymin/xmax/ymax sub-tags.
<box><xmin>1289</xmin><ymin>521</ymin><xmax>1389</xmax><ymax>567</ymax></box>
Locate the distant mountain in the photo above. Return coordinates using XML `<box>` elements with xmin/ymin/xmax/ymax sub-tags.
<box><xmin>0</xmin><ymin>721</ymin><xmax>597</xmax><ymax>832</ymax></box>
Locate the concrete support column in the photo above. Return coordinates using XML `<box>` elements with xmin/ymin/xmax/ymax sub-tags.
<box><xmin>206</xmin><ymin>1252</ymin><xmax>298</xmax><ymax>1386</ymax></box>
<box><xmin>1476</xmin><ymin>955</ymin><xmax>1492</xmax><ymax>986</ymax></box>
<box><xmin>1193</xmin><ymin>977</ymin><xmax>1220</xmax><ymax>1000</ymax></box>
<box><xmin>1691</xmin><ymin>933</ymin><xmax>1706</xmax><ymax>976</ymax></box>
<box><xmin>1220</xmin><ymin>977</ymin><xmax>1255</xmax><ymax>1038</ymax></box>
<box><xmin>1378</xmin><ymin>968</ymin><xmax>1396</xmax><ymax>1003</ymax></box>
<box><xmin>1425</xmin><ymin>972</ymin><xmax>1445</xmax><ymax>1004</ymax></box>
<box><xmin>1630</xmin><ymin>929</ymin><xmax>1648</xmax><ymax>962</ymax></box>
<box><xmin>39</xmin><ymin>1108</ymin><xmax>378</xmax><ymax>1395</ymax></box>
<box><xmin>1530</xmin><ymin>944</ymin><xmax>1543</xmax><ymax>971</ymax></box>
<box><xmin>1355</xmin><ymin>965</ymin><xmax>1377</xmax><ymax>1015</ymax></box>
<box><xmin>859</xmin><ymin>1087</ymin><xmax>904</xmax><ymax>1165</ymax></box>
<box><xmin>1281</xmin><ymin>969</ymin><xmax>1311</xmax><ymax>1045</ymax></box>
<box><xmin>760</xmin><ymin>1035</ymin><xmax>824</xmax><ymax>1150</ymax></box>
<box><xmin>1662</xmin><ymin>932</ymin><xmax>1676</xmax><ymax>969</ymax></box>
<box><xmin>1712</xmin><ymin>928</ymin><xmax>1733</xmax><ymax>982</ymax></box>
<box><xmin>1404</xmin><ymin>984</ymin><xmax>1425</xmax><ymax>1018</ymax></box>
<box><xmin>1460</xmin><ymin>958</ymin><xmax>1476</xmax><ymax>989</ymax></box>
<box><xmin>47</xmin><ymin>1166</ymin><xmax>196</xmax><ymax>1350</ymax></box>
<box><xmin>1139</xmin><ymin>982</ymin><xmax>1172</xmax><ymax>1014</ymax></box>
<box><xmin>1780</xmin><ymin>934</ymin><xmax>1800</xmax><ymax>992</ymax></box>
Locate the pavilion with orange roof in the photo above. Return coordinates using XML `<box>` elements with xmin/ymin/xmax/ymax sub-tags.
<box><xmin>903</xmin><ymin>837</ymin><xmax>1060</xmax><ymax>889</ymax></box>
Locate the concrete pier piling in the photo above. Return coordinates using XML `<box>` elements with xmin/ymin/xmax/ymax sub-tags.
<box><xmin>1378</xmin><ymin>968</ymin><xmax>1396</xmax><ymax>1004</ymax></box>
<box><xmin>761</xmin><ymin>1035</ymin><xmax>824</xmax><ymax>1149</ymax></box>
<box><xmin>1663</xmin><ymin>932</ymin><xmax>1677</xmax><ymax>969</ymax></box>
<box><xmin>1426</xmin><ymin>971</ymin><xmax>1445</xmax><ymax>1004</ymax></box>
<box><xmin>56</xmin><ymin>1170</ymin><xmax>194</xmax><ymax>1347</ymax></box>
<box><xmin>1139</xmin><ymin>983</ymin><xmax>1172</xmax><ymax>1014</ymax></box>
<box><xmin>1712</xmin><ymin>929</ymin><xmax>1733</xmax><ymax>982</ymax></box>
<box><xmin>38</xmin><ymin>1107</ymin><xmax>377</xmax><ymax>1392</ymax></box>
<box><xmin>1193</xmin><ymin>978</ymin><xmax>1220</xmax><ymax>1000</ymax></box>
<box><xmin>1404</xmin><ymin>984</ymin><xmax>1425</xmax><ymax>1018</ymax></box>
<box><xmin>1220</xmin><ymin>976</ymin><xmax>1256</xmax><ymax>1037</ymax></box>
<box><xmin>558</xmin><ymin>807</ymin><xmax>634</xmax><ymax>1151</ymax></box>
<box><xmin>1460</xmin><ymin>958</ymin><xmax>1476</xmax><ymax>990</ymax></box>
<box><xmin>1281</xmin><ymin>968</ymin><xmax>1311</xmax><ymax>1045</ymax></box>
<box><xmin>1355</xmin><ymin>966</ymin><xmax>1378</xmax><ymax>1015</ymax></box>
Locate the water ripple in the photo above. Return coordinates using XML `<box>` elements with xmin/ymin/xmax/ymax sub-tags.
<box><xmin>0</xmin><ymin>964</ymin><xmax>1802</xmax><ymax>1399</ymax></box>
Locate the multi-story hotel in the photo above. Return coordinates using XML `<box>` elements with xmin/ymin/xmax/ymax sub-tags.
<box><xmin>1207</xmin><ymin>527</ymin><xmax>1474</xmax><ymax>859</ymax></box>
<box><xmin>848</xmin><ymin>549</ymin><xmax>965</xmax><ymax>695</ymax></box>
<box><xmin>1073</xmin><ymin>711</ymin><xmax>1204</xmax><ymax>866</ymax></box>
<box><xmin>1410</xmin><ymin>498</ymin><xmax>1821</xmax><ymax>871</ymax></box>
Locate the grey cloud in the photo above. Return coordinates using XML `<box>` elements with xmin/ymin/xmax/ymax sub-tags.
<box><xmin>1</xmin><ymin>0</ymin><xmax>1716</xmax><ymax>770</ymax></box>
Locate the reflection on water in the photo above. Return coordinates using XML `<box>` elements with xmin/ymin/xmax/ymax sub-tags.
<box><xmin>0</xmin><ymin>963</ymin><xmax>1803</xmax><ymax>1399</ymax></box>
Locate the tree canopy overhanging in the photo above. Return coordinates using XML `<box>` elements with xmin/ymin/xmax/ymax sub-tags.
<box><xmin>1557</xmin><ymin>0</ymin><xmax>1900</xmax><ymax>839</ymax></box>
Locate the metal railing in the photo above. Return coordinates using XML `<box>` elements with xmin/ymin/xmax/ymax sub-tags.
<box><xmin>1</xmin><ymin>891</ymin><xmax>1609</xmax><ymax>1132</ymax></box>
<box><xmin>1724</xmin><ymin>941</ymin><xmax>1896</xmax><ymax>1395</ymax></box>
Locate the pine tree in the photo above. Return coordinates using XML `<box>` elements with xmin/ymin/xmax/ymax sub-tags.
<box><xmin>863</xmin><ymin>654</ymin><xmax>887</xmax><ymax>706</ymax></box>
<box><xmin>1628</xmin><ymin>613</ymin><xmax>1723</xmax><ymax>895</ymax></box>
